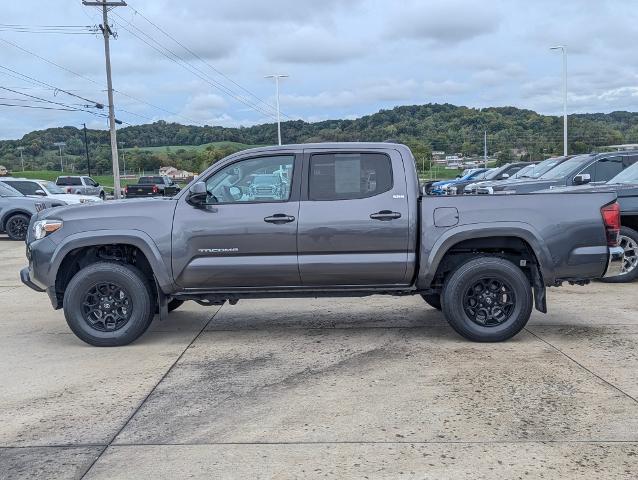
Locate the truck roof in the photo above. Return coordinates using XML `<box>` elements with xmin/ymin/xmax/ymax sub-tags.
<box><xmin>234</xmin><ymin>142</ymin><xmax>412</xmax><ymax>155</ymax></box>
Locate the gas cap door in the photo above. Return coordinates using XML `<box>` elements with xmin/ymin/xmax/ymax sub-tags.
<box><xmin>433</xmin><ymin>207</ymin><xmax>459</xmax><ymax>227</ymax></box>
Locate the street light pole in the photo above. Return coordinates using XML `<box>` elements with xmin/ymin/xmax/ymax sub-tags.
<box><xmin>54</xmin><ymin>142</ymin><xmax>66</xmax><ymax>172</ymax></box>
<box><xmin>17</xmin><ymin>147</ymin><xmax>25</xmax><ymax>171</ymax></box>
<box><xmin>265</xmin><ymin>74</ymin><xmax>288</xmax><ymax>146</ymax></box>
<box><xmin>551</xmin><ymin>45</ymin><xmax>568</xmax><ymax>156</ymax></box>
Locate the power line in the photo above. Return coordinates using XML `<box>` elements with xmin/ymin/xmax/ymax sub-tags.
<box><xmin>111</xmin><ymin>14</ymin><xmax>279</xmax><ymax>119</ymax></box>
<box><xmin>0</xmin><ymin>35</ymin><xmax>200</xmax><ymax>125</ymax></box>
<box><xmin>0</xmin><ymin>102</ymin><xmax>79</xmax><ymax>111</ymax></box>
<box><xmin>0</xmin><ymin>65</ymin><xmax>104</xmax><ymax>107</ymax></box>
<box><xmin>122</xmin><ymin>4</ymin><xmax>289</xmax><ymax>119</ymax></box>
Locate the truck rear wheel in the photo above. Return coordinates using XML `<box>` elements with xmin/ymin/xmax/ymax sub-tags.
<box><xmin>441</xmin><ymin>257</ymin><xmax>532</xmax><ymax>342</ymax></box>
<box><xmin>63</xmin><ymin>262</ymin><xmax>154</xmax><ymax>347</ymax></box>
<box><xmin>421</xmin><ymin>293</ymin><xmax>442</xmax><ymax>310</ymax></box>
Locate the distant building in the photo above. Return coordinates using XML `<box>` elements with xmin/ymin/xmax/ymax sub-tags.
<box><xmin>444</xmin><ymin>155</ymin><xmax>463</xmax><ymax>167</ymax></box>
<box><xmin>159</xmin><ymin>166</ymin><xmax>194</xmax><ymax>180</ymax></box>
<box><xmin>606</xmin><ymin>144</ymin><xmax>638</xmax><ymax>151</ymax></box>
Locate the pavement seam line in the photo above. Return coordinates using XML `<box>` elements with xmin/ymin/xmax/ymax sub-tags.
<box><xmin>78</xmin><ymin>306</ymin><xmax>223</xmax><ymax>479</ymax></box>
<box><xmin>525</xmin><ymin>327</ymin><xmax>638</xmax><ymax>405</ymax></box>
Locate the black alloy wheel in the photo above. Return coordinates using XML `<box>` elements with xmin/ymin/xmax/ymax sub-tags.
<box><xmin>462</xmin><ymin>277</ymin><xmax>515</xmax><ymax>327</ymax></box>
<box><xmin>82</xmin><ymin>282</ymin><xmax>132</xmax><ymax>332</ymax></box>
<box><xmin>6</xmin><ymin>214</ymin><xmax>30</xmax><ymax>241</ymax></box>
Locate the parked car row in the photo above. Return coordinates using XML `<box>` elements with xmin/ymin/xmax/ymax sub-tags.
<box><xmin>425</xmin><ymin>150</ymin><xmax>638</xmax><ymax>282</ymax></box>
<box><xmin>0</xmin><ymin>176</ymin><xmax>104</xmax><ymax>241</ymax></box>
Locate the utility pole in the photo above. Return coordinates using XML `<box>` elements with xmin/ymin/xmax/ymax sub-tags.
<box><xmin>550</xmin><ymin>46</ymin><xmax>568</xmax><ymax>156</ymax></box>
<box><xmin>264</xmin><ymin>74</ymin><xmax>288</xmax><ymax>145</ymax></box>
<box><xmin>17</xmin><ymin>147</ymin><xmax>25</xmax><ymax>171</ymax></box>
<box><xmin>83</xmin><ymin>123</ymin><xmax>91</xmax><ymax>176</ymax></box>
<box><xmin>483</xmin><ymin>131</ymin><xmax>487</xmax><ymax>167</ymax></box>
<box><xmin>54</xmin><ymin>142</ymin><xmax>66</xmax><ymax>172</ymax></box>
<box><xmin>83</xmin><ymin>0</ymin><xmax>126</xmax><ymax>198</ymax></box>
<box><xmin>119</xmin><ymin>141</ymin><xmax>126</xmax><ymax>176</ymax></box>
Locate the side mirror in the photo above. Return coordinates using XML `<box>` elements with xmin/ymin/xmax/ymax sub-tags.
<box><xmin>94</xmin><ymin>183</ymin><xmax>100</xmax><ymax>187</ymax></box>
<box><xmin>573</xmin><ymin>173</ymin><xmax>591</xmax><ymax>185</ymax></box>
<box><xmin>187</xmin><ymin>181</ymin><xmax>209</xmax><ymax>206</ymax></box>
<box><xmin>35</xmin><ymin>189</ymin><xmax>47</xmax><ymax>196</ymax></box>
<box><xmin>501</xmin><ymin>173</ymin><xmax>510</xmax><ymax>179</ymax></box>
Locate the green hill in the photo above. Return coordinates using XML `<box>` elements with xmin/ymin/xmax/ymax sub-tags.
<box><xmin>2</xmin><ymin>103</ymin><xmax>637</xmax><ymax>175</ymax></box>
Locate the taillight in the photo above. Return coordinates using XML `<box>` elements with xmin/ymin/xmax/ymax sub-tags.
<box><xmin>66</xmin><ymin>187</ymin><xmax>72</xmax><ymax>193</ymax></box>
<box><xmin>601</xmin><ymin>202</ymin><xmax>621</xmax><ymax>246</ymax></box>
<box><xmin>152</xmin><ymin>185</ymin><xmax>159</xmax><ymax>193</ymax></box>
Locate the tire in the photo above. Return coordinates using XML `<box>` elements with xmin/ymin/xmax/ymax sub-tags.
<box><xmin>63</xmin><ymin>262</ymin><xmax>154</xmax><ymax>347</ymax></box>
<box><xmin>168</xmin><ymin>299</ymin><xmax>184</xmax><ymax>312</ymax></box>
<box><xmin>421</xmin><ymin>293</ymin><xmax>442</xmax><ymax>310</ymax></box>
<box><xmin>441</xmin><ymin>257</ymin><xmax>533</xmax><ymax>342</ymax></box>
<box><xmin>599</xmin><ymin>226</ymin><xmax>638</xmax><ymax>283</ymax></box>
<box><xmin>5</xmin><ymin>213</ymin><xmax>30</xmax><ymax>241</ymax></box>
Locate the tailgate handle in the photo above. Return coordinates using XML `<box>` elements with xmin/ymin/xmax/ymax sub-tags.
<box><xmin>370</xmin><ymin>210</ymin><xmax>402</xmax><ymax>221</ymax></box>
<box><xmin>264</xmin><ymin>213</ymin><xmax>296</xmax><ymax>224</ymax></box>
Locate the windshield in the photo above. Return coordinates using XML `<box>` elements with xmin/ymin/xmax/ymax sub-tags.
<box><xmin>539</xmin><ymin>155</ymin><xmax>591</xmax><ymax>179</ymax></box>
<box><xmin>0</xmin><ymin>182</ymin><xmax>23</xmax><ymax>197</ymax></box>
<box><xmin>513</xmin><ymin>164</ymin><xmax>535</xmax><ymax>178</ymax></box>
<box><xmin>463</xmin><ymin>169</ymin><xmax>487</xmax><ymax>181</ymax></box>
<box><xmin>608</xmin><ymin>162</ymin><xmax>638</xmax><ymax>184</ymax></box>
<box><xmin>524</xmin><ymin>157</ymin><xmax>564</xmax><ymax>178</ymax></box>
<box><xmin>483</xmin><ymin>166</ymin><xmax>507</xmax><ymax>180</ymax></box>
<box><xmin>42</xmin><ymin>181</ymin><xmax>65</xmax><ymax>194</ymax></box>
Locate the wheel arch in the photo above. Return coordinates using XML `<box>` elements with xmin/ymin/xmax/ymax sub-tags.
<box><xmin>49</xmin><ymin>230</ymin><xmax>174</xmax><ymax>303</ymax></box>
<box><xmin>418</xmin><ymin>223</ymin><xmax>554</xmax><ymax>289</ymax></box>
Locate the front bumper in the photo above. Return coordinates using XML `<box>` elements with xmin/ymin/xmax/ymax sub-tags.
<box><xmin>603</xmin><ymin>246</ymin><xmax>625</xmax><ymax>278</ymax></box>
<box><xmin>20</xmin><ymin>267</ymin><xmax>45</xmax><ymax>292</ymax></box>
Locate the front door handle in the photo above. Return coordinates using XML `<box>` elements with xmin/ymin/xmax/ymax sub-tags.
<box><xmin>264</xmin><ymin>213</ymin><xmax>296</xmax><ymax>224</ymax></box>
<box><xmin>370</xmin><ymin>210</ymin><xmax>402</xmax><ymax>221</ymax></box>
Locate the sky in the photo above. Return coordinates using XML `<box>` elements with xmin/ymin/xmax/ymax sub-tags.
<box><xmin>2</xmin><ymin>0</ymin><xmax>638</xmax><ymax>140</ymax></box>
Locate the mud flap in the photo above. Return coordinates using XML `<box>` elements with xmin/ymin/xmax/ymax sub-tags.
<box><xmin>156</xmin><ymin>279</ymin><xmax>168</xmax><ymax>321</ymax></box>
<box><xmin>531</xmin><ymin>265</ymin><xmax>547</xmax><ymax>314</ymax></box>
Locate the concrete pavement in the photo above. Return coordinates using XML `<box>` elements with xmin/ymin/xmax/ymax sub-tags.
<box><xmin>0</xmin><ymin>235</ymin><xmax>637</xmax><ymax>479</ymax></box>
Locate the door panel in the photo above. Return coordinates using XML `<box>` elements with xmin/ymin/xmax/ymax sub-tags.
<box><xmin>172</xmin><ymin>153</ymin><xmax>301</xmax><ymax>289</ymax></box>
<box><xmin>297</xmin><ymin>150</ymin><xmax>410</xmax><ymax>286</ymax></box>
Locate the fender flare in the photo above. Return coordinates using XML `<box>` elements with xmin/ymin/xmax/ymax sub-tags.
<box><xmin>418</xmin><ymin>222</ymin><xmax>555</xmax><ymax>287</ymax></box>
<box><xmin>47</xmin><ymin>229</ymin><xmax>175</xmax><ymax>293</ymax></box>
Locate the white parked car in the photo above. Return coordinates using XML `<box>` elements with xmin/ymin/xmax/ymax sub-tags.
<box><xmin>0</xmin><ymin>178</ymin><xmax>103</xmax><ymax>204</ymax></box>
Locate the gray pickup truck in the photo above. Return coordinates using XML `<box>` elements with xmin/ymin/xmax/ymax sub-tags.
<box><xmin>21</xmin><ymin>143</ymin><xmax>624</xmax><ymax>347</ymax></box>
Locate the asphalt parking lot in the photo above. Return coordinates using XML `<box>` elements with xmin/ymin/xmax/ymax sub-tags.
<box><xmin>1</xmin><ymin>235</ymin><xmax>637</xmax><ymax>479</ymax></box>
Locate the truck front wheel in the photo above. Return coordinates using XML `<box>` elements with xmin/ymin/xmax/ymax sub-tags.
<box><xmin>63</xmin><ymin>262</ymin><xmax>154</xmax><ymax>347</ymax></box>
<box><xmin>441</xmin><ymin>257</ymin><xmax>532</xmax><ymax>342</ymax></box>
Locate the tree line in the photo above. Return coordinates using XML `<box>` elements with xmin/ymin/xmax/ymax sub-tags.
<box><xmin>1</xmin><ymin>103</ymin><xmax>637</xmax><ymax>174</ymax></box>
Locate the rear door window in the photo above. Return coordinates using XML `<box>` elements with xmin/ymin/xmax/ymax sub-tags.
<box><xmin>308</xmin><ymin>152</ymin><xmax>393</xmax><ymax>201</ymax></box>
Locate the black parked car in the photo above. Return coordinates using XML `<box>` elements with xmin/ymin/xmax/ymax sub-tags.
<box><xmin>0</xmin><ymin>182</ymin><xmax>64</xmax><ymax>240</ymax></box>
<box><xmin>491</xmin><ymin>152</ymin><xmax>638</xmax><ymax>194</ymax></box>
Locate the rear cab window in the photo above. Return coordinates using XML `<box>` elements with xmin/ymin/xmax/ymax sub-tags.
<box><xmin>56</xmin><ymin>177</ymin><xmax>82</xmax><ymax>186</ymax></box>
<box><xmin>308</xmin><ymin>152</ymin><xmax>393</xmax><ymax>201</ymax></box>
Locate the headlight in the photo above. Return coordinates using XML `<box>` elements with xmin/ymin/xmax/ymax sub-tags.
<box><xmin>33</xmin><ymin>219</ymin><xmax>63</xmax><ymax>240</ymax></box>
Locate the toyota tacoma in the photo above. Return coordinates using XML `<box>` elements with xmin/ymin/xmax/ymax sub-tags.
<box><xmin>21</xmin><ymin>143</ymin><xmax>625</xmax><ymax>346</ymax></box>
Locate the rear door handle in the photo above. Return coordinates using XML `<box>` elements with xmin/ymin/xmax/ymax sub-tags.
<box><xmin>370</xmin><ymin>210</ymin><xmax>402</xmax><ymax>221</ymax></box>
<box><xmin>264</xmin><ymin>213</ymin><xmax>296</xmax><ymax>224</ymax></box>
